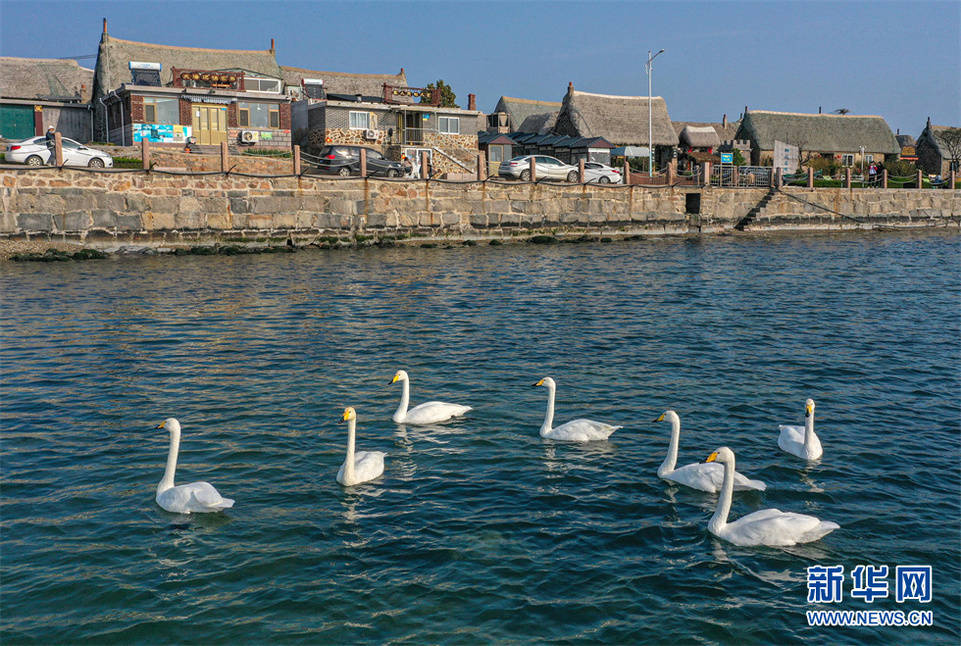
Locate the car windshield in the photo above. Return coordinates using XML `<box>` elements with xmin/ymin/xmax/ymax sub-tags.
<box><xmin>585</xmin><ymin>163</ymin><xmax>600</xmax><ymax>169</ymax></box>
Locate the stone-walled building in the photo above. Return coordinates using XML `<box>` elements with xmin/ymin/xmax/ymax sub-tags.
<box><xmin>0</xmin><ymin>57</ymin><xmax>94</xmax><ymax>142</ymax></box>
<box><xmin>734</xmin><ymin>109</ymin><xmax>900</xmax><ymax>167</ymax></box>
<box><xmin>552</xmin><ymin>83</ymin><xmax>678</xmax><ymax>170</ymax></box>
<box><xmin>915</xmin><ymin>119</ymin><xmax>960</xmax><ymax>176</ymax></box>
<box><xmin>91</xmin><ymin>20</ymin><xmax>292</xmax><ymax>149</ymax></box>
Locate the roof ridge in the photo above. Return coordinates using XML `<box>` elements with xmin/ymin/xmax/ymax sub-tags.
<box><xmin>501</xmin><ymin>96</ymin><xmax>562</xmax><ymax>106</ymax></box>
<box><xmin>748</xmin><ymin>109</ymin><xmax>887</xmax><ymax>119</ymax></box>
<box><xmin>572</xmin><ymin>90</ymin><xmax>664</xmax><ymax>101</ymax></box>
<box><xmin>105</xmin><ymin>35</ymin><xmax>274</xmax><ymax>56</ymax></box>
<box><xmin>281</xmin><ymin>65</ymin><xmax>404</xmax><ymax>78</ymax></box>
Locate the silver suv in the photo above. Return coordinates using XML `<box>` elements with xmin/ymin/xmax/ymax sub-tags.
<box><xmin>498</xmin><ymin>155</ymin><xmax>580</xmax><ymax>182</ymax></box>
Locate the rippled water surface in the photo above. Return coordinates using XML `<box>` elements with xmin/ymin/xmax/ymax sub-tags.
<box><xmin>2</xmin><ymin>231</ymin><xmax>959</xmax><ymax>644</ymax></box>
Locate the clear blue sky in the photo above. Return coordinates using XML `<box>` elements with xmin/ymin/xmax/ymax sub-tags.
<box><xmin>1</xmin><ymin>0</ymin><xmax>958</xmax><ymax>136</ymax></box>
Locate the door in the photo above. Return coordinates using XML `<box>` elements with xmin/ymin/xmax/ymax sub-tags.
<box><xmin>404</xmin><ymin>112</ymin><xmax>424</xmax><ymax>144</ymax></box>
<box><xmin>0</xmin><ymin>104</ymin><xmax>35</xmax><ymax>140</ymax></box>
<box><xmin>60</xmin><ymin>138</ymin><xmax>89</xmax><ymax>166</ymax></box>
<box><xmin>191</xmin><ymin>105</ymin><xmax>227</xmax><ymax>145</ymax></box>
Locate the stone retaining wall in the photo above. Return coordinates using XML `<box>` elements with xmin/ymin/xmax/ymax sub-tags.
<box><xmin>1</xmin><ymin>168</ymin><xmax>958</xmax><ymax>258</ymax></box>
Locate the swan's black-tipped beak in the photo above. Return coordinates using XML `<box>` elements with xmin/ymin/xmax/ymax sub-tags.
<box><xmin>704</xmin><ymin>451</ymin><xmax>719</xmax><ymax>464</ymax></box>
<box><xmin>155</xmin><ymin>423</ymin><xmax>164</xmax><ymax>429</ymax></box>
<box><xmin>653</xmin><ymin>413</ymin><xmax>665</xmax><ymax>423</ymax></box>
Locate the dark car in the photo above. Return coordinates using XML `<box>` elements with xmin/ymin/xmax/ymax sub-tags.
<box><xmin>310</xmin><ymin>145</ymin><xmax>404</xmax><ymax>177</ymax></box>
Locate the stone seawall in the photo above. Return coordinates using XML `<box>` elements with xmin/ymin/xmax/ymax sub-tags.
<box><xmin>1</xmin><ymin>168</ymin><xmax>958</xmax><ymax>258</ymax></box>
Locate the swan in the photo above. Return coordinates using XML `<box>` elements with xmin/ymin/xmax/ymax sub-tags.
<box><xmin>390</xmin><ymin>369</ymin><xmax>471</xmax><ymax>425</ymax></box>
<box><xmin>778</xmin><ymin>399</ymin><xmax>823</xmax><ymax>460</ymax></box>
<box><xmin>653</xmin><ymin>411</ymin><xmax>766</xmax><ymax>492</ymax></box>
<box><xmin>705</xmin><ymin>447</ymin><xmax>839</xmax><ymax>547</ymax></box>
<box><xmin>337</xmin><ymin>407</ymin><xmax>386</xmax><ymax>487</ymax></box>
<box><xmin>533</xmin><ymin>377</ymin><xmax>622</xmax><ymax>442</ymax></box>
<box><xmin>154</xmin><ymin>418</ymin><xmax>234</xmax><ymax>514</ymax></box>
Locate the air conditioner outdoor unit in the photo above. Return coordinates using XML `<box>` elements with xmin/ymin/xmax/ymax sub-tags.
<box><xmin>364</xmin><ymin>129</ymin><xmax>377</xmax><ymax>140</ymax></box>
<box><xmin>240</xmin><ymin>130</ymin><xmax>259</xmax><ymax>144</ymax></box>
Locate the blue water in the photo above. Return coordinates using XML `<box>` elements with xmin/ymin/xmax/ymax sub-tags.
<box><xmin>1</xmin><ymin>231</ymin><xmax>959</xmax><ymax>644</ymax></box>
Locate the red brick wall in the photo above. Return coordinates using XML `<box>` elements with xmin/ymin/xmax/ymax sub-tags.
<box><xmin>179</xmin><ymin>99</ymin><xmax>192</xmax><ymax>126</ymax></box>
<box><xmin>280</xmin><ymin>103</ymin><xmax>291</xmax><ymax>130</ymax></box>
<box><xmin>130</xmin><ymin>95</ymin><xmax>144</xmax><ymax>123</ymax></box>
<box><xmin>227</xmin><ymin>103</ymin><xmax>238</xmax><ymax>128</ymax></box>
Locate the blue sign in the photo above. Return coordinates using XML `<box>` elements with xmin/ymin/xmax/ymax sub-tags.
<box><xmin>720</xmin><ymin>152</ymin><xmax>733</xmax><ymax>164</ymax></box>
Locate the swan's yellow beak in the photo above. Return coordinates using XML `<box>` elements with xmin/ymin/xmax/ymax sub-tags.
<box><xmin>341</xmin><ymin>407</ymin><xmax>354</xmax><ymax>421</ymax></box>
<box><xmin>705</xmin><ymin>451</ymin><xmax>718</xmax><ymax>463</ymax></box>
<box><xmin>390</xmin><ymin>374</ymin><xmax>399</xmax><ymax>384</ymax></box>
<box><xmin>532</xmin><ymin>379</ymin><xmax>544</xmax><ymax>387</ymax></box>
<box><xmin>155</xmin><ymin>422</ymin><xmax>165</xmax><ymax>429</ymax></box>
<box><xmin>805</xmin><ymin>402</ymin><xmax>813</xmax><ymax>416</ymax></box>
<box><xmin>654</xmin><ymin>413</ymin><xmax>665</xmax><ymax>423</ymax></box>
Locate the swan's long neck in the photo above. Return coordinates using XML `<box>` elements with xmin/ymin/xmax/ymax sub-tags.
<box><xmin>657</xmin><ymin>416</ymin><xmax>681</xmax><ymax>477</ymax></box>
<box><xmin>804</xmin><ymin>411</ymin><xmax>815</xmax><ymax>451</ymax></box>
<box><xmin>540</xmin><ymin>383</ymin><xmax>556</xmax><ymax>436</ymax></box>
<box><xmin>393</xmin><ymin>378</ymin><xmax>410</xmax><ymax>422</ymax></box>
<box><xmin>158</xmin><ymin>430</ymin><xmax>180</xmax><ymax>495</ymax></box>
<box><xmin>344</xmin><ymin>417</ymin><xmax>357</xmax><ymax>482</ymax></box>
<box><xmin>709</xmin><ymin>457</ymin><xmax>734</xmax><ymax>535</ymax></box>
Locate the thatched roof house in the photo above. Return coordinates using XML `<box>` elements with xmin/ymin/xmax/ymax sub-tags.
<box><xmin>553</xmin><ymin>84</ymin><xmax>677</xmax><ymax>147</ymax></box>
<box><xmin>678</xmin><ymin>125</ymin><xmax>720</xmax><ymax>149</ymax></box>
<box><xmin>0</xmin><ymin>57</ymin><xmax>93</xmax><ymax>102</ymax></box>
<box><xmin>916</xmin><ymin>119</ymin><xmax>960</xmax><ymax>175</ymax></box>
<box><xmin>489</xmin><ymin>96</ymin><xmax>562</xmax><ymax>133</ymax></box>
<box><xmin>280</xmin><ymin>66</ymin><xmax>407</xmax><ymax>98</ymax></box>
<box><xmin>735</xmin><ymin>109</ymin><xmax>899</xmax><ymax>164</ymax></box>
<box><xmin>672</xmin><ymin>116</ymin><xmax>739</xmax><ymax>144</ymax></box>
<box><xmin>516</xmin><ymin>111</ymin><xmax>558</xmax><ymax>134</ymax></box>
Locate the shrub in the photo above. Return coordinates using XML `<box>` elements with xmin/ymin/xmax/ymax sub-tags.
<box><xmin>881</xmin><ymin>159</ymin><xmax>917</xmax><ymax>178</ymax></box>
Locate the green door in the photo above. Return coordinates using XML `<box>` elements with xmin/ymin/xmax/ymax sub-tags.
<box><xmin>0</xmin><ymin>104</ymin><xmax>36</xmax><ymax>141</ymax></box>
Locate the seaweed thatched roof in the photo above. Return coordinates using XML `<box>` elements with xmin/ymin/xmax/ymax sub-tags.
<box><xmin>672</xmin><ymin>119</ymin><xmax>740</xmax><ymax>142</ymax></box>
<box><xmin>280</xmin><ymin>66</ymin><xmax>407</xmax><ymax>97</ymax></box>
<box><xmin>919</xmin><ymin>124</ymin><xmax>960</xmax><ymax>158</ymax></box>
<box><xmin>678</xmin><ymin>125</ymin><xmax>721</xmax><ymax>148</ymax></box>
<box><xmin>553</xmin><ymin>88</ymin><xmax>677</xmax><ymax>146</ymax></box>
<box><xmin>0</xmin><ymin>57</ymin><xmax>93</xmax><ymax>102</ymax></box>
<box><xmin>736</xmin><ymin>110</ymin><xmax>899</xmax><ymax>154</ymax></box>
<box><xmin>516</xmin><ymin>111</ymin><xmax>558</xmax><ymax>134</ymax></box>
<box><xmin>491</xmin><ymin>96</ymin><xmax>562</xmax><ymax>132</ymax></box>
<box><xmin>93</xmin><ymin>34</ymin><xmax>281</xmax><ymax>96</ymax></box>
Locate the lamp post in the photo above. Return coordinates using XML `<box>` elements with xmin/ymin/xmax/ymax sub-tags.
<box><xmin>646</xmin><ymin>48</ymin><xmax>664</xmax><ymax>177</ymax></box>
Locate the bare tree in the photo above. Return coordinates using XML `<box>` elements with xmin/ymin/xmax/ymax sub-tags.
<box><xmin>938</xmin><ymin>127</ymin><xmax>961</xmax><ymax>172</ymax></box>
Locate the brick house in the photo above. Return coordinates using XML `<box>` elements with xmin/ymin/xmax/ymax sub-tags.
<box><xmin>91</xmin><ymin>20</ymin><xmax>292</xmax><ymax>149</ymax></box>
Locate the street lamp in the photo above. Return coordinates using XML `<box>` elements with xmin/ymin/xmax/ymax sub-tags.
<box><xmin>646</xmin><ymin>48</ymin><xmax>664</xmax><ymax>177</ymax></box>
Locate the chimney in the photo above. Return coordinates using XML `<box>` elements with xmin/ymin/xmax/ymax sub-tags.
<box><xmin>897</xmin><ymin>128</ymin><xmax>900</xmax><ymax>135</ymax></box>
<box><xmin>102</xmin><ymin>17</ymin><xmax>107</xmax><ymax>34</ymax></box>
<box><xmin>744</xmin><ymin>105</ymin><xmax>748</xmax><ymax>115</ymax></box>
<box><xmin>819</xmin><ymin>106</ymin><xmax>822</xmax><ymax>114</ymax></box>
<box><xmin>270</xmin><ymin>38</ymin><xmax>275</xmax><ymax>53</ymax></box>
<box><xmin>568</xmin><ymin>81</ymin><xmax>574</xmax><ymax>94</ymax></box>
<box><xmin>468</xmin><ymin>93</ymin><xmax>476</xmax><ymax>111</ymax></box>
<box><xmin>400</xmin><ymin>67</ymin><xmax>405</xmax><ymax>76</ymax></box>
<box><xmin>722</xmin><ymin>113</ymin><xmax>727</xmax><ymax>128</ymax></box>
<box><xmin>926</xmin><ymin>116</ymin><xmax>931</xmax><ymax>128</ymax></box>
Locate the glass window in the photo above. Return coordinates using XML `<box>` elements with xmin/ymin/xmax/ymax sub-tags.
<box><xmin>349</xmin><ymin>111</ymin><xmax>370</xmax><ymax>130</ymax></box>
<box><xmin>842</xmin><ymin>154</ymin><xmax>854</xmax><ymax>166</ymax></box>
<box><xmin>244</xmin><ymin>76</ymin><xmax>281</xmax><ymax>93</ymax></box>
<box><xmin>489</xmin><ymin>146</ymin><xmax>503</xmax><ymax>162</ymax></box>
<box><xmin>438</xmin><ymin>116</ymin><xmax>460</xmax><ymax>134</ymax></box>
<box><xmin>238</xmin><ymin>102</ymin><xmax>280</xmax><ymax>129</ymax></box>
<box><xmin>142</xmin><ymin>97</ymin><xmax>179</xmax><ymax>124</ymax></box>
<box><xmin>865</xmin><ymin>154</ymin><xmax>874</xmax><ymax>163</ymax></box>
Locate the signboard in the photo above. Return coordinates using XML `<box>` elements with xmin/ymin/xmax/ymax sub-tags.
<box><xmin>133</xmin><ymin>124</ymin><xmax>192</xmax><ymax>143</ymax></box>
<box><xmin>773</xmin><ymin>140</ymin><xmax>799</xmax><ymax>173</ymax></box>
<box><xmin>720</xmin><ymin>152</ymin><xmax>733</xmax><ymax>164</ymax></box>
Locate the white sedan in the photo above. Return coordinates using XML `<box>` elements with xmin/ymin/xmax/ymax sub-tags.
<box><xmin>5</xmin><ymin>136</ymin><xmax>114</xmax><ymax>168</ymax></box>
<box><xmin>583</xmin><ymin>162</ymin><xmax>623</xmax><ymax>184</ymax></box>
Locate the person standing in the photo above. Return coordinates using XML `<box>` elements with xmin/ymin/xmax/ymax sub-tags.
<box><xmin>44</xmin><ymin>125</ymin><xmax>57</xmax><ymax>165</ymax></box>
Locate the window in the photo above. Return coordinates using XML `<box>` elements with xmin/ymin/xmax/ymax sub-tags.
<box><xmin>244</xmin><ymin>76</ymin><xmax>282</xmax><ymax>93</ymax></box>
<box><xmin>489</xmin><ymin>146</ymin><xmax>503</xmax><ymax>163</ymax></box>
<box><xmin>841</xmin><ymin>154</ymin><xmax>854</xmax><ymax>166</ymax></box>
<box><xmin>142</xmin><ymin>97</ymin><xmax>179</xmax><ymax>124</ymax></box>
<box><xmin>349</xmin><ymin>111</ymin><xmax>370</xmax><ymax>130</ymax></box>
<box><xmin>438</xmin><ymin>116</ymin><xmax>460</xmax><ymax>134</ymax></box>
<box><xmin>865</xmin><ymin>154</ymin><xmax>874</xmax><ymax>163</ymax></box>
<box><xmin>238</xmin><ymin>102</ymin><xmax>280</xmax><ymax>129</ymax></box>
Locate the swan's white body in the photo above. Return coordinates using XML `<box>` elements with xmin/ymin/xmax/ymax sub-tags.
<box><xmin>391</xmin><ymin>370</ymin><xmax>471</xmax><ymax>425</ymax></box>
<box><xmin>654</xmin><ymin>411</ymin><xmax>766</xmax><ymax>492</ymax></box>
<box><xmin>535</xmin><ymin>377</ymin><xmax>621</xmax><ymax>442</ymax></box>
<box><xmin>778</xmin><ymin>399</ymin><xmax>823</xmax><ymax>460</ymax></box>
<box><xmin>706</xmin><ymin>447</ymin><xmax>838</xmax><ymax>547</ymax></box>
<box><xmin>155</xmin><ymin>418</ymin><xmax>234</xmax><ymax>514</ymax></box>
<box><xmin>338</xmin><ymin>408</ymin><xmax>386</xmax><ymax>487</ymax></box>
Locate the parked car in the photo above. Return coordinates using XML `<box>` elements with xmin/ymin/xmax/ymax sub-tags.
<box><xmin>498</xmin><ymin>155</ymin><xmax>580</xmax><ymax>182</ymax></box>
<box><xmin>4</xmin><ymin>136</ymin><xmax>114</xmax><ymax>167</ymax></box>
<box><xmin>583</xmin><ymin>161</ymin><xmax>623</xmax><ymax>184</ymax></box>
<box><xmin>310</xmin><ymin>145</ymin><xmax>404</xmax><ymax>177</ymax></box>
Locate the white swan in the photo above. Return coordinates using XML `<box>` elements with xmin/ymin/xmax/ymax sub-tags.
<box><xmin>391</xmin><ymin>369</ymin><xmax>471</xmax><ymax>425</ymax></box>
<box><xmin>654</xmin><ymin>411</ymin><xmax>766</xmax><ymax>492</ymax></box>
<box><xmin>705</xmin><ymin>447</ymin><xmax>839</xmax><ymax>547</ymax></box>
<box><xmin>778</xmin><ymin>399</ymin><xmax>823</xmax><ymax>460</ymax></box>
<box><xmin>154</xmin><ymin>418</ymin><xmax>234</xmax><ymax>514</ymax></box>
<box><xmin>337</xmin><ymin>407</ymin><xmax>386</xmax><ymax>487</ymax></box>
<box><xmin>533</xmin><ymin>377</ymin><xmax>622</xmax><ymax>442</ymax></box>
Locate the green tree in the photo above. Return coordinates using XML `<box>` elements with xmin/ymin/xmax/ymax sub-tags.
<box><xmin>732</xmin><ymin>149</ymin><xmax>746</xmax><ymax>166</ymax></box>
<box><xmin>421</xmin><ymin>80</ymin><xmax>457</xmax><ymax>108</ymax></box>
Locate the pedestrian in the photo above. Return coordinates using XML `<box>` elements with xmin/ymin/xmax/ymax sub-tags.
<box><xmin>402</xmin><ymin>155</ymin><xmax>412</xmax><ymax>177</ymax></box>
<box><xmin>868</xmin><ymin>162</ymin><xmax>877</xmax><ymax>184</ymax></box>
<box><xmin>409</xmin><ymin>154</ymin><xmax>420</xmax><ymax>179</ymax></box>
<box><xmin>44</xmin><ymin>125</ymin><xmax>57</xmax><ymax>165</ymax></box>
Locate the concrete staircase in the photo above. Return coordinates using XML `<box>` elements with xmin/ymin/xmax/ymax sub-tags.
<box><xmin>734</xmin><ymin>188</ymin><xmax>777</xmax><ymax>230</ymax></box>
